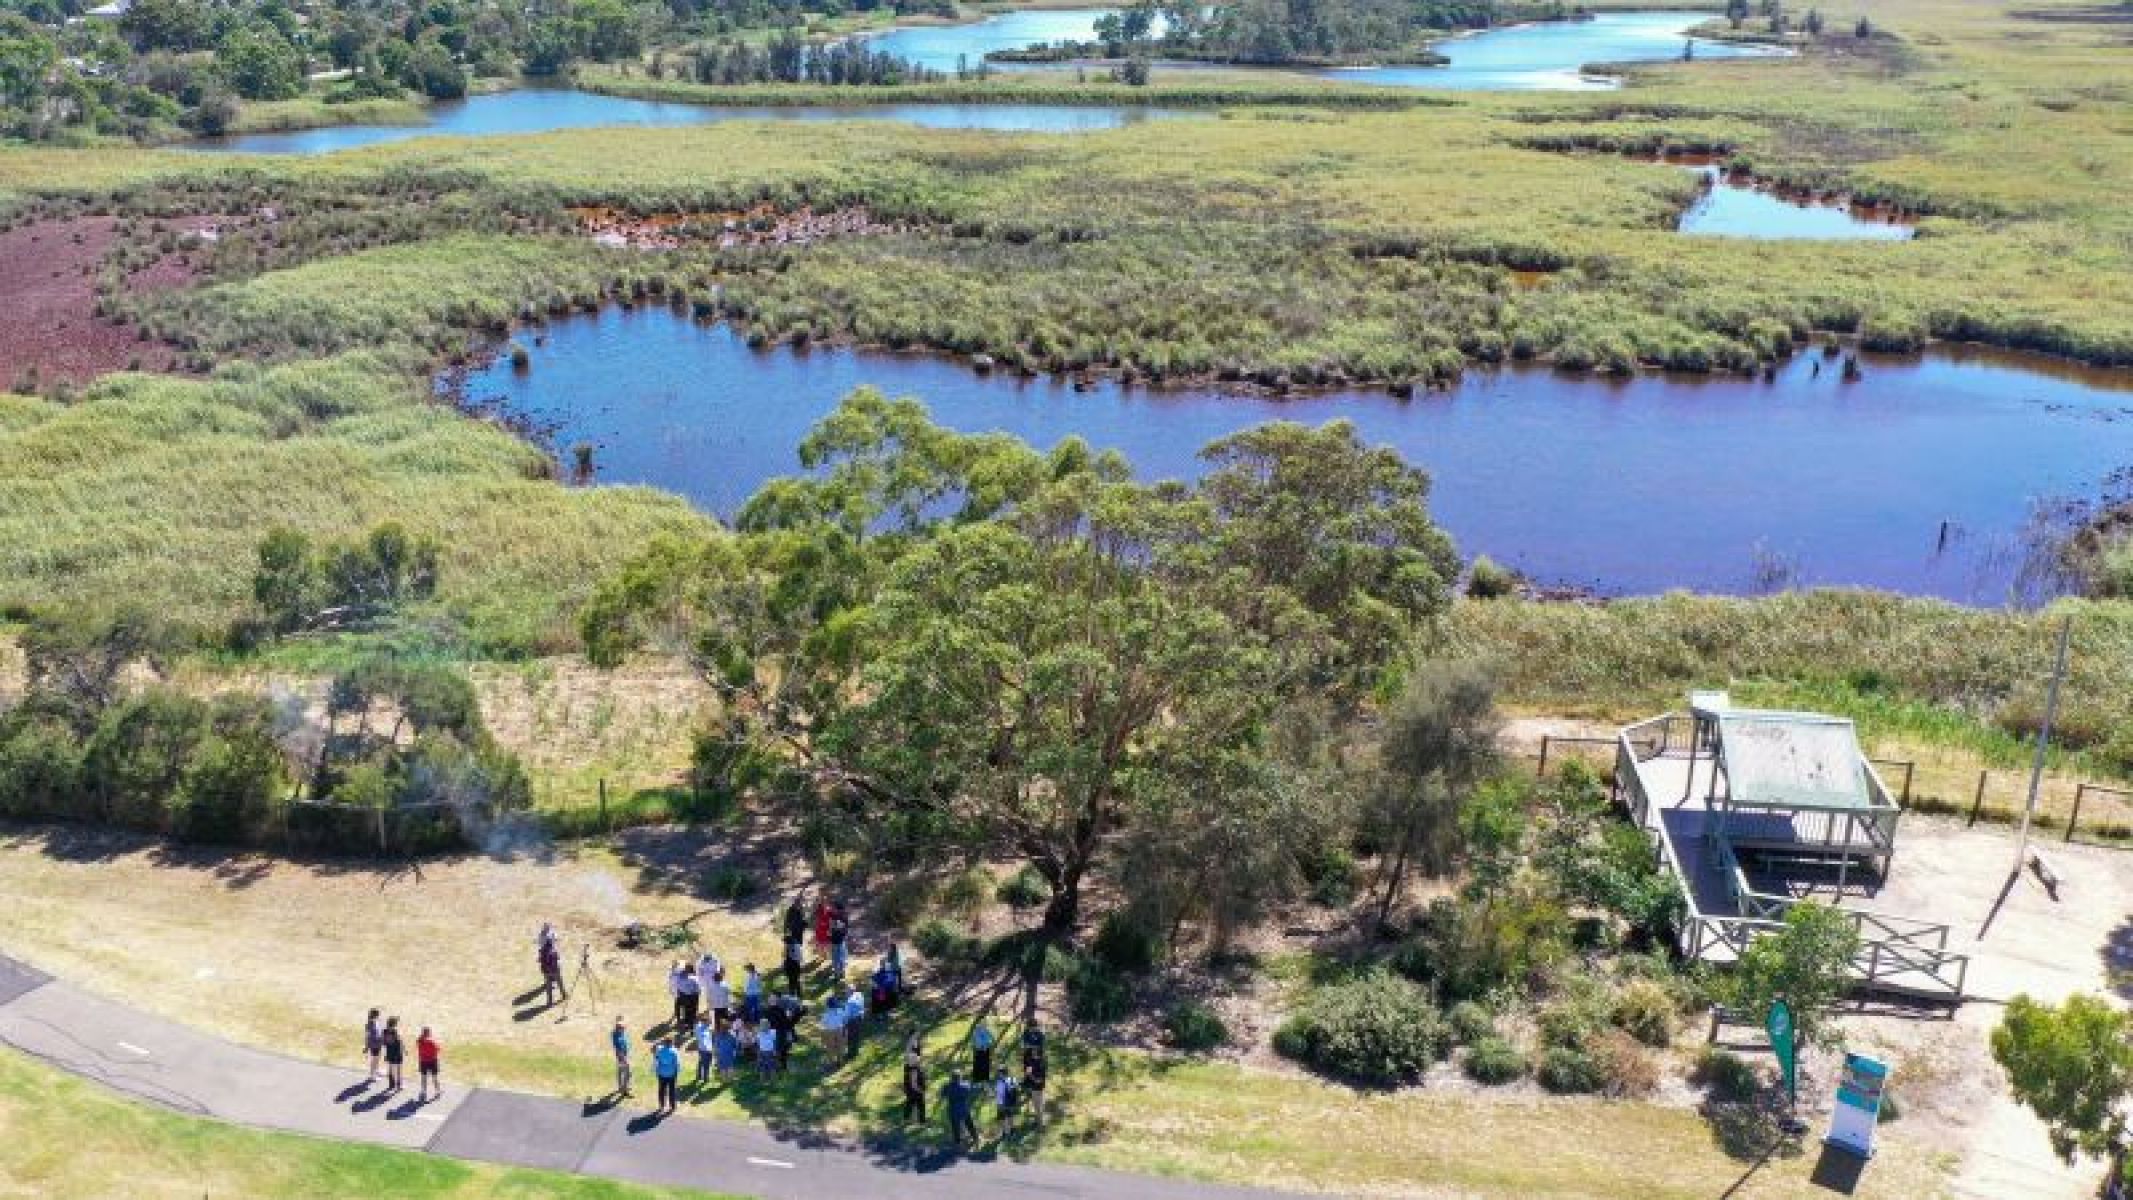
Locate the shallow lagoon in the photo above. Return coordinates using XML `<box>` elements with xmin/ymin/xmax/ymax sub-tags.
<box><xmin>454</xmin><ymin>308</ymin><xmax>2133</xmax><ymax>603</ymax></box>
<box><xmin>1678</xmin><ymin>167</ymin><xmax>1917</xmax><ymax>240</ymax></box>
<box><xmin>184</xmin><ymin>89</ymin><xmax>1187</xmax><ymax>154</ymax></box>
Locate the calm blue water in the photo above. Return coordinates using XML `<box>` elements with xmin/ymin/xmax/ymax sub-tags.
<box><xmin>453</xmin><ymin>308</ymin><xmax>2133</xmax><ymax>602</ymax></box>
<box><xmin>863</xmin><ymin>9</ymin><xmax>1128</xmax><ymax>73</ymax></box>
<box><xmin>1321</xmin><ymin>12</ymin><xmax>1789</xmax><ymax>89</ymax></box>
<box><xmin>1679</xmin><ymin>167</ymin><xmax>1916</xmax><ymax>240</ymax></box>
<box><xmin>866</xmin><ymin>10</ymin><xmax>1786</xmax><ymax>89</ymax></box>
<box><xmin>183</xmin><ymin>89</ymin><xmax>1185</xmax><ymax>153</ymax></box>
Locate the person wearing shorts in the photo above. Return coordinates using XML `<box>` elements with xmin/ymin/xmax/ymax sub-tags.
<box><xmin>363</xmin><ymin>1009</ymin><xmax>383</xmax><ymax>1079</ymax></box>
<box><xmin>416</xmin><ymin>1027</ymin><xmax>442</xmax><ymax>1101</ymax></box>
<box><xmin>381</xmin><ymin>1017</ymin><xmax>404</xmax><ymax>1092</ymax></box>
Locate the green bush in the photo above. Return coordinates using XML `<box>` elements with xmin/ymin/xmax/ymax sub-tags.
<box><xmin>1092</xmin><ymin>910</ymin><xmax>1163</xmax><ymax>975</ymax></box>
<box><xmin>1691</xmin><ymin>1045</ymin><xmax>1764</xmax><ymax>1102</ymax></box>
<box><xmin>1273</xmin><ymin>973</ymin><xmax>1449</xmax><ymax>1086</ymax></box>
<box><xmin>1447</xmin><ymin>1000</ymin><xmax>1496</xmax><ymax>1046</ymax></box>
<box><xmin>0</xmin><ymin>714</ymin><xmax>85</xmax><ymax>820</ymax></box>
<box><xmin>912</xmin><ymin>917</ymin><xmax>980</xmax><ymax>967</ymax></box>
<box><xmin>1610</xmin><ymin>978</ymin><xmax>1678</xmax><ymax>1048</ymax></box>
<box><xmin>1299</xmin><ymin>842</ymin><xmax>1359</xmax><ymax>907</ymax></box>
<box><xmin>1397</xmin><ymin>890</ymin><xmax>1571</xmax><ymax>1005</ymax></box>
<box><xmin>1463</xmin><ymin>1036</ymin><xmax>1528</xmax><ymax>1084</ymax></box>
<box><xmin>1537</xmin><ymin>978</ymin><xmax>1615</xmax><ymax>1050</ymax></box>
<box><xmin>935</xmin><ymin>867</ymin><xmax>992</xmax><ymax>919</ymax></box>
<box><xmin>1537</xmin><ymin>1046</ymin><xmax>1602</xmax><ymax>1094</ymax></box>
<box><xmin>1466</xmin><ymin>556</ymin><xmax>1518</xmax><ymax>599</ymax></box>
<box><xmin>996</xmin><ymin>865</ymin><xmax>1048</xmax><ymax>909</ymax></box>
<box><xmin>702</xmin><ymin>865</ymin><xmax>757</xmax><ymax>902</ymax></box>
<box><xmin>1068</xmin><ymin>959</ymin><xmax>1134</xmax><ymax>1023</ymax></box>
<box><xmin>873</xmin><ymin>874</ymin><xmax>935</xmax><ymax>929</ymax></box>
<box><xmin>1163</xmin><ymin>1000</ymin><xmax>1229</xmax><ymax>1052</ymax></box>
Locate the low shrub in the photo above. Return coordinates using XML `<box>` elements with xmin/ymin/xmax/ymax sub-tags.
<box><xmin>1273</xmin><ymin>972</ymin><xmax>1449</xmax><ymax>1086</ymax></box>
<box><xmin>1537</xmin><ymin>1046</ymin><xmax>1602</xmax><ymax>1094</ymax></box>
<box><xmin>1466</xmin><ymin>555</ymin><xmax>1518</xmax><ymax>599</ymax></box>
<box><xmin>996</xmin><ymin>865</ymin><xmax>1048</xmax><ymax>909</ymax></box>
<box><xmin>1463</xmin><ymin>1035</ymin><xmax>1528</xmax><ymax>1084</ymax></box>
<box><xmin>1299</xmin><ymin>842</ymin><xmax>1360</xmax><ymax>907</ymax></box>
<box><xmin>1093</xmin><ymin>910</ymin><xmax>1163</xmax><ymax>975</ymax></box>
<box><xmin>1587</xmin><ymin>1030</ymin><xmax>1660</xmax><ymax>1098</ymax></box>
<box><xmin>1447</xmin><ymin>1000</ymin><xmax>1496</xmax><ymax>1046</ymax></box>
<box><xmin>1068</xmin><ymin>959</ymin><xmax>1134</xmax><ymax>1023</ymax></box>
<box><xmin>1691</xmin><ymin>1045</ymin><xmax>1763</xmax><ymax>1102</ymax></box>
<box><xmin>1611</xmin><ymin>978</ymin><xmax>1678</xmax><ymax>1048</ymax></box>
<box><xmin>1537</xmin><ymin>982</ymin><xmax>1614</xmax><ymax>1051</ymax></box>
<box><xmin>1163</xmin><ymin>1000</ymin><xmax>1229</xmax><ymax>1052</ymax></box>
<box><xmin>701</xmin><ymin>865</ymin><xmax>757</xmax><ymax>903</ymax></box>
<box><xmin>872</xmin><ymin>873</ymin><xmax>935</xmax><ymax>930</ymax></box>
<box><xmin>935</xmin><ymin>867</ymin><xmax>992</xmax><ymax>919</ymax></box>
<box><xmin>913</xmin><ymin>917</ymin><xmax>981</xmax><ymax>967</ymax></box>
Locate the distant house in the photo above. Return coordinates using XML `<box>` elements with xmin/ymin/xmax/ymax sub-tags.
<box><xmin>83</xmin><ymin>0</ymin><xmax>133</xmax><ymax>18</ymax></box>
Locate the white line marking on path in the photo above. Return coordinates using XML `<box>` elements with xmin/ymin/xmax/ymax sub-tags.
<box><xmin>746</xmin><ymin>1156</ymin><xmax>796</xmax><ymax>1170</ymax></box>
<box><xmin>415</xmin><ymin>1113</ymin><xmax>448</xmax><ymax>1122</ymax></box>
<box><xmin>116</xmin><ymin>1041</ymin><xmax>151</xmax><ymax>1057</ymax></box>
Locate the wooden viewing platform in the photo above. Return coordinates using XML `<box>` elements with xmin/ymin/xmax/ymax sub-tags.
<box><xmin>1615</xmin><ymin>706</ymin><xmax>1970</xmax><ymax>1003</ymax></box>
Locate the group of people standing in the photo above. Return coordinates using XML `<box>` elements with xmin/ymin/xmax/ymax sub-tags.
<box><xmin>901</xmin><ymin>1017</ymin><xmax>1049</xmax><ymax>1149</ymax></box>
<box><xmin>534</xmin><ymin>894</ymin><xmax>1052</xmax><ymax>1149</ymax></box>
<box><xmin>361</xmin><ymin>1008</ymin><xmax>443</xmax><ymax>1103</ymax></box>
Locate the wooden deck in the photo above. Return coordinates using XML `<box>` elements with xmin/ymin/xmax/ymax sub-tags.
<box><xmin>1618</xmin><ymin>742</ymin><xmax>1970</xmax><ymax>1002</ymax></box>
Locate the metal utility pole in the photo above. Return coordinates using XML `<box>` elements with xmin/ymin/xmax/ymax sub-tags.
<box><xmin>2012</xmin><ymin>616</ymin><xmax>2073</xmax><ymax>877</ymax></box>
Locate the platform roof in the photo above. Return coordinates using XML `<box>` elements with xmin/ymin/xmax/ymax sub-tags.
<box><xmin>1714</xmin><ymin>709</ymin><xmax>1874</xmax><ymax>812</ymax></box>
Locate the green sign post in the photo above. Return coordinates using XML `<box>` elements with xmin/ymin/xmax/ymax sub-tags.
<box><xmin>1767</xmin><ymin>998</ymin><xmax>1803</xmax><ymax>1133</ymax></box>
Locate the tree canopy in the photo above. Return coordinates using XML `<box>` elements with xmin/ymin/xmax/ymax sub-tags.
<box><xmin>1991</xmin><ymin>992</ymin><xmax>2133</xmax><ymax>1164</ymax></box>
<box><xmin>583</xmin><ymin>389</ymin><xmax>1458</xmax><ymax>940</ymax></box>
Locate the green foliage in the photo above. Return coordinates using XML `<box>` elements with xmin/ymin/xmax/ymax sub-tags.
<box><xmin>1537</xmin><ymin>1045</ymin><xmax>1602</xmax><ymax>1094</ymax></box>
<box><xmin>1445</xmin><ymin>999</ymin><xmax>1495</xmax><ymax>1046</ymax></box>
<box><xmin>1162</xmin><ymin>1000</ymin><xmax>1229</xmax><ymax>1052</ymax></box>
<box><xmin>1066</xmin><ymin>957</ymin><xmax>1134</xmax><ymax>1023</ymax></box>
<box><xmin>252</xmin><ymin>522</ymin><xmax>441</xmax><ymax>637</ymax></box>
<box><xmin>216</xmin><ymin>25</ymin><xmax>304</xmax><ymax>102</ymax></box>
<box><xmin>1395</xmin><ymin>884</ymin><xmax>1570</xmax><ymax>1006</ymax></box>
<box><xmin>585</xmin><ymin>393</ymin><xmax>1453</xmax><ymax>947</ymax></box>
<box><xmin>1719</xmin><ymin>902</ymin><xmax>1861</xmax><ymax>1050</ymax></box>
<box><xmin>701</xmin><ymin>865</ymin><xmax>757</xmax><ymax>902</ymax></box>
<box><xmin>1990</xmin><ymin>992</ymin><xmax>2133</xmax><ymax>1163</ymax></box>
<box><xmin>1462</xmin><ymin>1035</ymin><xmax>1527</xmax><ymax>1084</ymax></box>
<box><xmin>1692</xmin><ymin>1045</ymin><xmax>1764</xmax><ymax>1103</ymax></box>
<box><xmin>911</xmin><ymin>917</ymin><xmax>980</xmax><ymax>967</ymax></box>
<box><xmin>996</xmin><ymin>865</ymin><xmax>1048</xmax><ymax>909</ymax></box>
<box><xmin>1466</xmin><ymin>556</ymin><xmax>1518</xmax><ymax>599</ymax></box>
<box><xmin>1610</xmin><ymin>979</ymin><xmax>1678</xmax><ymax>1048</ymax></box>
<box><xmin>1361</xmin><ymin>659</ymin><xmax>1500</xmax><ymax>922</ymax></box>
<box><xmin>1273</xmin><ymin>972</ymin><xmax>1448</xmax><ymax>1086</ymax></box>
<box><xmin>1092</xmin><ymin>910</ymin><xmax>1163</xmax><ymax>975</ymax></box>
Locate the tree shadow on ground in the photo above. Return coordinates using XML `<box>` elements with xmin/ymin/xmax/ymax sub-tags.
<box><xmin>1701</xmin><ymin>1094</ymin><xmax>1808</xmax><ymax>1165</ymax></box>
<box><xmin>2103</xmin><ymin>915</ymin><xmax>2133</xmax><ymax>1003</ymax></box>
<box><xmin>648</xmin><ymin>947</ymin><xmax>1183</xmax><ymax>1170</ymax></box>
<box><xmin>0</xmin><ymin>818</ymin><xmax>552</xmax><ymax>894</ymax></box>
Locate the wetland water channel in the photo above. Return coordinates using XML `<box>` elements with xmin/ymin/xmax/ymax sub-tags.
<box><xmin>454</xmin><ymin>307</ymin><xmax>2133</xmax><ymax>603</ymax></box>
<box><xmin>183</xmin><ymin>89</ymin><xmax>1188</xmax><ymax>154</ymax></box>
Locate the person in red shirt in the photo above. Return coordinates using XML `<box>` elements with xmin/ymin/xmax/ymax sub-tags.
<box><xmin>415</xmin><ymin>1027</ymin><xmax>442</xmax><ymax>1102</ymax></box>
<box><xmin>811</xmin><ymin>897</ymin><xmax>831</xmax><ymax>960</ymax></box>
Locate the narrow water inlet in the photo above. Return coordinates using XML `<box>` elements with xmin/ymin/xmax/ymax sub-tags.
<box><xmin>1675</xmin><ymin>165</ymin><xmax>1917</xmax><ymax>241</ymax></box>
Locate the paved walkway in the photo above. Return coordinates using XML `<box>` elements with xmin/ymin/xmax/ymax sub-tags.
<box><xmin>0</xmin><ymin>953</ymin><xmax>1294</xmax><ymax>1200</ymax></box>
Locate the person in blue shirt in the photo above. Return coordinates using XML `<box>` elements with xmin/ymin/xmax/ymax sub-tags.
<box><xmin>943</xmin><ymin>1069</ymin><xmax>978</xmax><ymax>1149</ymax></box>
<box><xmin>713</xmin><ymin>1021</ymin><xmax>739</xmax><ymax>1079</ymax></box>
<box><xmin>610</xmin><ymin>1018</ymin><xmax>633</xmax><ymax>1098</ymax></box>
<box><xmin>652</xmin><ymin>1036</ymin><xmax>682</xmax><ymax>1114</ymax></box>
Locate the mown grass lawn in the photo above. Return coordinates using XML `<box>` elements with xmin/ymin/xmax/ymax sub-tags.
<box><xmin>0</xmin><ymin>1046</ymin><xmax>728</xmax><ymax>1200</ymax></box>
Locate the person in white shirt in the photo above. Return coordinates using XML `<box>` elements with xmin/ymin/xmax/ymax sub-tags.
<box><xmin>673</xmin><ymin>963</ymin><xmax>702</xmax><ymax>1027</ymax></box>
<box><xmin>755</xmin><ymin>1022</ymin><xmax>778</xmax><ymax>1077</ymax></box>
<box><xmin>693</xmin><ymin>1018</ymin><xmax>715</xmax><ymax>1085</ymax></box>
<box><xmin>841</xmin><ymin>987</ymin><xmax>867</xmax><ymax>1062</ymax></box>
<box><xmin>695</xmin><ymin>952</ymin><xmax>720</xmax><ymax>1006</ymax></box>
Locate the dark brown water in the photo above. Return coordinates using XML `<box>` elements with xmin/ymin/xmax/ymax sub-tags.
<box><xmin>452</xmin><ymin>309</ymin><xmax>2133</xmax><ymax>603</ymax></box>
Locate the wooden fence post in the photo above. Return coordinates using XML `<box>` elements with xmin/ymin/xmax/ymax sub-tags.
<box><xmin>377</xmin><ymin>806</ymin><xmax>388</xmax><ymax>855</ymax></box>
<box><xmin>2066</xmin><ymin>785</ymin><xmax>2085</xmax><ymax>843</ymax></box>
<box><xmin>1969</xmin><ymin>770</ymin><xmax>1988</xmax><ymax>827</ymax></box>
<box><xmin>1537</xmin><ymin>736</ymin><xmax>1552</xmax><ymax>779</ymax></box>
<box><xmin>599</xmin><ymin>777</ymin><xmax>609</xmax><ymax>833</ymax></box>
